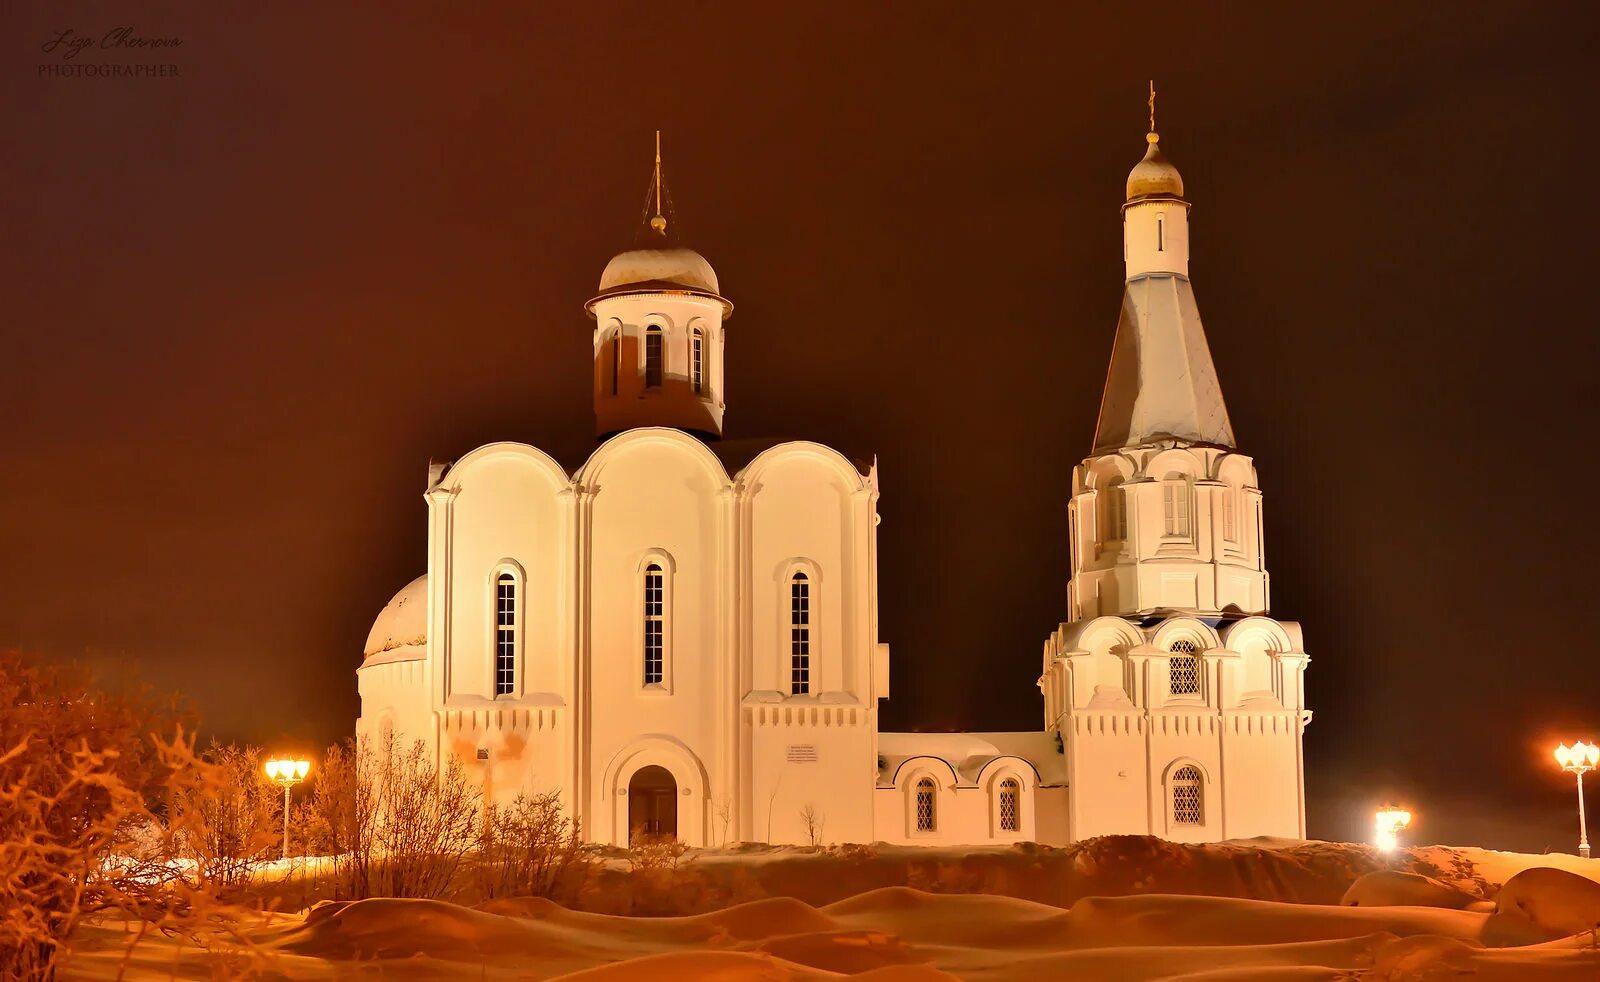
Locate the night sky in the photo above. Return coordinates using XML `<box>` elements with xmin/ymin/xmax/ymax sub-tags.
<box><xmin>5</xmin><ymin>3</ymin><xmax>1599</xmax><ymax>852</ymax></box>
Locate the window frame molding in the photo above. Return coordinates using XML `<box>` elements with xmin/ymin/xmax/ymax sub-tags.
<box><xmin>487</xmin><ymin>559</ymin><xmax>527</xmax><ymax>700</ymax></box>
<box><xmin>1163</xmin><ymin>758</ymin><xmax>1209</xmax><ymax>832</ymax></box>
<box><xmin>636</xmin><ymin>549</ymin><xmax>676</xmax><ymax>694</ymax></box>
<box><xmin>912</xmin><ymin>775</ymin><xmax>939</xmax><ymax>836</ymax></box>
<box><xmin>983</xmin><ymin>766</ymin><xmax>1032</xmax><ymax>839</ymax></box>
<box><xmin>643</xmin><ymin>321</ymin><xmax>666</xmax><ymax>390</ymax></box>
<box><xmin>1166</xmin><ymin>637</ymin><xmax>1203</xmax><ymax>700</ymax></box>
<box><xmin>690</xmin><ymin>325</ymin><xmax>705</xmax><ymax>395</ymax></box>
<box><xmin>895</xmin><ymin>759</ymin><xmax>955</xmax><ymax>839</ymax></box>
<box><xmin>777</xmin><ymin>558</ymin><xmax>822</xmax><ymax>697</ymax></box>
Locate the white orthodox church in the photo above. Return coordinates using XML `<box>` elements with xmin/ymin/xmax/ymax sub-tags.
<box><xmin>357</xmin><ymin>122</ymin><xmax>1312</xmax><ymax>848</ymax></box>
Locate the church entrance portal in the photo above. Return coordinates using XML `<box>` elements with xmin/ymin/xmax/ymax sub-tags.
<box><xmin>627</xmin><ymin>765</ymin><xmax>678</xmax><ymax>843</ymax></box>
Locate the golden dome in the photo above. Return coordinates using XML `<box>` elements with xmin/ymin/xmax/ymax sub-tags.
<box><xmin>1126</xmin><ymin>132</ymin><xmax>1184</xmax><ymax>201</ymax></box>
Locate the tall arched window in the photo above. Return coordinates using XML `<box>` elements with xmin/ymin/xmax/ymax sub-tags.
<box><xmin>610</xmin><ymin>329</ymin><xmax>621</xmax><ymax>396</ymax></box>
<box><xmin>1169</xmin><ymin>639</ymin><xmax>1200</xmax><ymax>696</ymax></box>
<box><xmin>643</xmin><ymin>563</ymin><xmax>664</xmax><ymax>685</ymax></box>
<box><xmin>998</xmin><ymin>778</ymin><xmax>1020</xmax><ymax>832</ymax></box>
<box><xmin>1171</xmin><ymin>765</ymin><xmax>1203</xmax><ymax>826</ymax></box>
<box><xmin>644</xmin><ymin>325</ymin><xmax>663</xmax><ymax>389</ymax></box>
<box><xmin>789</xmin><ymin>572</ymin><xmax>810</xmax><ymax>695</ymax></box>
<box><xmin>1162</xmin><ymin>478</ymin><xmax>1190</xmax><ymax>536</ymax></box>
<box><xmin>690</xmin><ymin>328</ymin><xmax>704</xmax><ymax>394</ymax></box>
<box><xmin>495</xmin><ymin>572</ymin><xmax>516</xmax><ymax>695</ymax></box>
<box><xmin>915</xmin><ymin>777</ymin><xmax>936</xmax><ymax>832</ymax></box>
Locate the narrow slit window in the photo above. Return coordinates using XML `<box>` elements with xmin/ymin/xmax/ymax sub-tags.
<box><xmin>998</xmin><ymin>778</ymin><xmax>1020</xmax><ymax>832</ymax></box>
<box><xmin>915</xmin><ymin>777</ymin><xmax>936</xmax><ymax>832</ymax></box>
<box><xmin>1223</xmin><ymin>487</ymin><xmax>1237</xmax><ymax>542</ymax></box>
<box><xmin>643</xmin><ymin>564</ymin><xmax>664</xmax><ymax>685</ymax></box>
<box><xmin>1157</xmin><ymin>213</ymin><xmax>1165</xmax><ymax>252</ymax></box>
<box><xmin>790</xmin><ymin>572</ymin><xmax>810</xmax><ymax>695</ymax></box>
<box><xmin>1169</xmin><ymin>639</ymin><xmax>1200</xmax><ymax>696</ymax></box>
<box><xmin>495</xmin><ymin>572</ymin><xmax>516</xmax><ymax>696</ymax></box>
<box><xmin>1172</xmin><ymin>765</ymin><xmax>1203</xmax><ymax>825</ymax></box>
<box><xmin>691</xmin><ymin>328</ymin><xmax>704</xmax><ymax>394</ymax></box>
<box><xmin>611</xmin><ymin>330</ymin><xmax>621</xmax><ymax>396</ymax></box>
<box><xmin>644</xmin><ymin>326</ymin><xmax>663</xmax><ymax>389</ymax></box>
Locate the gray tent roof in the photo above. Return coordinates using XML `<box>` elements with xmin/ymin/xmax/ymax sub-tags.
<box><xmin>1092</xmin><ymin>273</ymin><xmax>1235</xmax><ymax>453</ymax></box>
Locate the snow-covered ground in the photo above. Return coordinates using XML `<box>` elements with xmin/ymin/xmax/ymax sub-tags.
<box><xmin>58</xmin><ymin>837</ymin><xmax>1600</xmax><ymax>980</ymax></box>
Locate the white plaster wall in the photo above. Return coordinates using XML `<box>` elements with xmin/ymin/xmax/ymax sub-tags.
<box><xmin>443</xmin><ymin>447</ymin><xmax>567</xmax><ymax>701</ymax></box>
<box><xmin>1124</xmin><ymin>199</ymin><xmax>1189</xmax><ymax>278</ymax></box>
<box><xmin>1064</xmin><ymin>723</ymin><xmax>1149</xmax><ymax>839</ymax></box>
<box><xmin>355</xmin><ymin>659</ymin><xmax>433</xmax><ymax>757</ymax></box>
<box><xmin>746</xmin><ymin>451</ymin><xmax>852</xmax><ymax>695</ymax></box>
<box><xmin>592</xmin><ymin>294</ymin><xmax>726</xmax><ymax>437</ymax></box>
<box><xmin>1221</xmin><ymin>723</ymin><xmax>1304</xmax><ymax>837</ymax></box>
<box><xmin>1069</xmin><ymin>447</ymin><xmax>1266</xmax><ymax>620</ymax></box>
<box><xmin>870</xmin><ymin>763</ymin><xmax>1041</xmax><ymax>846</ymax></box>
<box><xmin>748</xmin><ymin>712</ymin><xmax>876</xmax><ymax>844</ymax></box>
<box><xmin>582</xmin><ymin>433</ymin><xmax>724</xmax><ymax>846</ymax></box>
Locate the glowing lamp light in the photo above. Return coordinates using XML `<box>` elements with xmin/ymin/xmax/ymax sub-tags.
<box><xmin>1374</xmin><ymin>806</ymin><xmax>1412</xmax><ymax>852</ymax></box>
<box><xmin>1554</xmin><ymin>741</ymin><xmax>1599</xmax><ymax>859</ymax></box>
<box><xmin>264</xmin><ymin>757</ymin><xmax>312</xmax><ymax>860</ymax></box>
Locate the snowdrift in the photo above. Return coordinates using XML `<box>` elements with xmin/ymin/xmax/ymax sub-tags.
<box><xmin>59</xmin><ymin>836</ymin><xmax>1600</xmax><ymax>980</ymax></box>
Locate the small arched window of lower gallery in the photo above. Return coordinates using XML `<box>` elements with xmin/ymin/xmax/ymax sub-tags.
<box><xmin>1171</xmin><ymin>765</ymin><xmax>1203</xmax><ymax>826</ymax></box>
<box><xmin>644</xmin><ymin>325</ymin><xmax>663</xmax><ymax>389</ymax></box>
<box><xmin>690</xmin><ymin>328</ymin><xmax>704</xmax><ymax>395</ymax></box>
<box><xmin>643</xmin><ymin>563</ymin><xmax>665</xmax><ymax>685</ymax></box>
<box><xmin>1169</xmin><ymin>639</ymin><xmax>1200</xmax><ymax>697</ymax></box>
<box><xmin>915</xmin><ymin>777</ymin><xmax>937</xmax><ymax>832</ymax></box>
<box><xmin>494</xmin><ymin>571</ymin><xmax>517</xmax><ymax>696</ymax></box>
<box><xmin>789</xmin><ymin>572</ymin><xmax>811</xmax><ymax>695</ymax></box>
<box><xmin>998</xmin><ymin>777</ymin><xmax>1020</xmax><ymax>833</ymax></box>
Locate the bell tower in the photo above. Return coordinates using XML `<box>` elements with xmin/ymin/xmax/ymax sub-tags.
<box><xmin>585</xmin><ymin>133</ymin><xmax>733</xmax><ymax>440</ymax></box>
<box><xmin>1068</xmin><ymin>100</ymin><xmax>1266</xmax><ymax>620</ymax></box>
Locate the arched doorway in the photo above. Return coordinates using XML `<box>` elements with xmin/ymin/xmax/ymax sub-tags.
<box><xmin>627</xmin><ymin>765</ymin><xmax>678</xmax><ymax>843</ymax></box>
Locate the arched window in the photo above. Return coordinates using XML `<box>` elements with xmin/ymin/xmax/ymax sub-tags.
<box><xmin>1171</xmin><ymin>765</ymin><xmax>1203</xmax><ymax>826</ymax></box>
<box><xmin>998</xmin><ymin>778</ymin><xmax>1020</xmax><ymax>832</ymax></box>
<box><xmin>643</xmin><ymin>563</ymin><xmax>664</xmax><ymax>685</ymax></box>
<box><xmin>495</xmin><ymin>572</ymin><xmax>516</xmax><ymax>695</ymax></box>
<box><xmin>915</xmin><ymin>777</ymin><xmax>936</xmax><ymax>832</ymax></box>
<box><xmin>690</xmin><ymin>328</ymin><xmax>704</xmax><ymax>394</ymax></box>
<box><xmin>1162</xmin><ymin>479</ymin><xmax>1190</xmax><ymax>536</ymax></box>
<box><xmin>610</xmin><ymin>329</ymin><xmax>621</xmax><ymax>396</ymax></box>
<box><xmin>789</xmin><ymin>572</ymin><xmax>810</xmax><ymax>695</ymax></box>
<box><xmin>1169</xmin><ymin>639</ymin><xmax>1200</xmax><ymax>696</ymax></box>
<box><xmin>644</xmin><ymin>325</ymin><xmax>663</xmax><ymax>388</ymax></box>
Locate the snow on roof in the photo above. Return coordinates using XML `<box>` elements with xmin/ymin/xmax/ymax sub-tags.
<box><xmin>362</xmin><ymin>574</ymin><xmax>427</xmax><ymax>667</ymax></box>
<box><xmin>877</xmin><ymin>731</ymin><xmax>1066</xmax><ymax>788</ymax></box>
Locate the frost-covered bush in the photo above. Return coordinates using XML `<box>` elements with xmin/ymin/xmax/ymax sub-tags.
<box><xmin>0</xmin><ymin>650</ymin><xmax>244</xmax><ymax>979</ymax></box>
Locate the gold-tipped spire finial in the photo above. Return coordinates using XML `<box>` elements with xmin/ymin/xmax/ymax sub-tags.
<box><xmin>649</xmin><ymin>130</ymin><xmax>668</xmax><ymax>235</ymax></box>
<box><xmin>1147</xmin><ymin>80</ymin><xmax>1159</xmax><ymax>144</ymax></box>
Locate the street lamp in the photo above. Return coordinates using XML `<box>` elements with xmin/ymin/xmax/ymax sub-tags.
<box><xmin>1553</xmin><ymin>741</ymin><xmax>1599</xmax><ymax>859</ymax></box>
<box><xmin>1375</xmin><ymin>806</ymin><xmax>1412</xmax><ymax>852</ymax></box>
<box><xmin>264</xmin><ymin>758</ymin><xmax>311</xmax><ymax>861</ymax></box>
